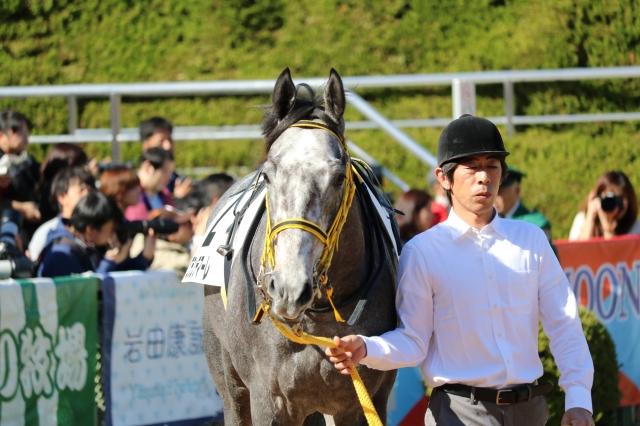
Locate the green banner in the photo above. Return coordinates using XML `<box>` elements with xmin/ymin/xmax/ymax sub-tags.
<box><xmin>0</xmin><ymin>276</ymin><xmax>98</xmax><ymax>426</ymax></box>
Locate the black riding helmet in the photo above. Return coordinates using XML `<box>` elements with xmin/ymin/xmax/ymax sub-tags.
<box><xmin>437</xmin><ymin>114</ymin><xmax>509</xmax><ymax>167</ymax></box>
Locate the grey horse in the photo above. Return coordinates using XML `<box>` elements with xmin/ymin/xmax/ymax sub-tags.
<box><xmin>202</xmin><ymin>68</ymin><xmax>398</xmax><ymax>425</ymax></box>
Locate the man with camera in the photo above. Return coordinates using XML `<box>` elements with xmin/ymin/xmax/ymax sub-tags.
<box><xmin>28</xmin><ymin>166</ymin><xmax>96</xmax><ymax>260</ymax></box>
<box><xmin>0</xmin><ymin>109</ymin><xmax>42</xmax><ymax>246</ymax></box>
<box><xmin>37</xmin><ymin>192</ymin><xmax>156</xmax><ymax>278</ymax></box>
<box><xmin>140</xmin><ymin>116</ymin><xmax>192</xmax><ymax>198</ymax></box>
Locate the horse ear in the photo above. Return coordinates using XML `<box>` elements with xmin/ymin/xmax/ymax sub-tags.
<box><xmin>324</xmin><ymin>68</ymin><xmax>346</xmax><ymax>121</ymax></box>
<box><xmin>272</xmin><ymin>68</ymin><xmax>296</xmax><ymax>120</ymax></box>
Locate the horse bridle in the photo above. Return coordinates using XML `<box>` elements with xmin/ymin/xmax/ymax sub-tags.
<box><xmin>254</xmin><ymin>120</ymin><xmax>361</xmax><ymax>324</ymax></box>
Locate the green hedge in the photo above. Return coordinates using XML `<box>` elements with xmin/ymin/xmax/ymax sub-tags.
<box><xmin>538</xmin><ymin>307</ymin><xmax>621</xmax><ymax>425</ymax></box>
<box><xmin>1</xmin><ymin>0</ymin><xmax>640</xmax><ymax>238</ymax></box>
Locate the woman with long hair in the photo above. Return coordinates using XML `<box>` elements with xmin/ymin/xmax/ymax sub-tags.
<box><xmin>569</xmin><ymin>170</ymin><xmax>640</xmax><ymax>240</ymax></box>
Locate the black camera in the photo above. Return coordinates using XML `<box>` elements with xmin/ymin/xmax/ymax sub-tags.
<box><xmin>116</xmin><ymin>219</ymin><xmax>180</xmax><ymax>244</ymax></box>
<box><xmin>0</xmin><ymin>209</ymin><xmax>33</xmax><ymax>279</ymax></box>
<box><xmin>598</xmin><ymin>191</ymin><xmax>624</xmax><ymax>213</ymax></box>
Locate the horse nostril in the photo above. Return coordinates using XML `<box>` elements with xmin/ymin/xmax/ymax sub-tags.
<box><xmin>296</xmin><ymin>282</ymin><xmax>313</xmax><ymax>308</ymax></box>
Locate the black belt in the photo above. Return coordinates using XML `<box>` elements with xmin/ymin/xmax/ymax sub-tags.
<box><xmin>437</xmin><ymin>382</ymin><xmax>554</xmax><ymax>405</ymax></box>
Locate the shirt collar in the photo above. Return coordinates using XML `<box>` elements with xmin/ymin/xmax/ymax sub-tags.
<box><xmin>445</xmin><ymin>207</ymin><xmax>507</xmax><ymax>240</ymax></box>
<box><xmin>504</xmin><ymin>199</ymin><xmax>521</xmax><ymax>219</ymax></box>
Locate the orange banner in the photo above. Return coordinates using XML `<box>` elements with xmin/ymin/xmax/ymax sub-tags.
<box><xmin>556</xmin><ymin>236</ymin><xmax>640</xmax><ymax>406</ymax></box>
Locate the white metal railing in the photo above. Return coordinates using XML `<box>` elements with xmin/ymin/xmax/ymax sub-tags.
<box><xmin>2</xmin><ymin>66</ymin><xmax>640</xmax><ymax>183</ymax></box>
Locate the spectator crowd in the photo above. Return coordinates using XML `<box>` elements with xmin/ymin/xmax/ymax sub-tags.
<box><xmin>1</xmin><ymin>107</ymin><xmax>638</xmax><ymax>280</ymax></box>
<box><xmin>0</xmin><ymin>109</ymin><xmax>234</xmax><ymax>279</ymax></box>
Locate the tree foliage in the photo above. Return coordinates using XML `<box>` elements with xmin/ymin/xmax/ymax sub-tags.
<box><xmin>1</xmin><ymin>0</ymin><xmax>639</xmax><ymax>237</ymax></box>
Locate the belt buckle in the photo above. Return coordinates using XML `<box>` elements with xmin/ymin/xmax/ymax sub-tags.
<box><xmin>496</xmin><ymin>389</ymin><xmax>512</xmax><ymax>405</ymax></box>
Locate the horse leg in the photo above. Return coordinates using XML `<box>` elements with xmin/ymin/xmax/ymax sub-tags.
<box><xmin>248</xmin><ymin>384</ymin><xmax>308</xmax><ymax>426</ymax></box>
<box><xmin>203</xmin><ymin>286</ymin><xmax>252</xmax><ymax>425</ymax></box>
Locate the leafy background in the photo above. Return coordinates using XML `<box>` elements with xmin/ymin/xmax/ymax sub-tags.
<box><xmin>1</xmin><ymin>0</ymin><xmax>639</xmax><ymax>239</ymax></box>
<box><xmin>0</xmin><ymin>0</ymin><xmax>633</xmax><ymax>422</ymax></box>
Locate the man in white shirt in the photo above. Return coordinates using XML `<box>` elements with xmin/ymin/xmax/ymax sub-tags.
<box><xmin>326</xmin><ymin>115</ymin><xmax>594</xmax><ymax>426</ymax></box>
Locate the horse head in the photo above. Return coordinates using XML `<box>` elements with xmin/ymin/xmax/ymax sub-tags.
<box><xmin>261</xmin><ymin>68</ymin><xmax>348</xmax><ymax>324</ymax></box>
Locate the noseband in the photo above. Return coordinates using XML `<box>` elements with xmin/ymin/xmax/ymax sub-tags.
<box><xmin>256</xmin><ymin>120</ymin><xmax>361</xmax><ymax>324</ymax></box>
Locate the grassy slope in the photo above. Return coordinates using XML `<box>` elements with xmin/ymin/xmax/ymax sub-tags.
<box><xmin>1</xmin><ymin>0</ymin><xmax>640</xmax><ymax>238</ymax></box>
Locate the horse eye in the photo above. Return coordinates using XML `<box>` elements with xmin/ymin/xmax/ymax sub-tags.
<box><xmin>334</xmin><ymin>174</ymin><xmax>346</xmax><ymax>187</ymax></box>
<box><xmin>262</xmin><ymin>173</ymin><xmax>270</xmax><ymax>184</ymax></box>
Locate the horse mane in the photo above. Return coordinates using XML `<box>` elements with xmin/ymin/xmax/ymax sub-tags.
<box><xmin>261</xmin><ymin>83</ymin><xmax>344</xmax><ymax>155</ymax></box>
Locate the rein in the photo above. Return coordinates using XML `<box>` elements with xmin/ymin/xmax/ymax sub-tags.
<box><xmin>253</xmin><ymin>120</ymin><xmax>383</xmax><ymax>426</ymax></box>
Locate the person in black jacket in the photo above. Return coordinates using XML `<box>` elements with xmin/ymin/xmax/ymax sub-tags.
<box><xmin>0</xmin><ymin>109</ymin><xmax>42</xmax><ymax>247</ymax></box>
<box><xmin>37</xmin><ymin>192</ymin><xmax>156</xmax><ymax>278</ymax></box>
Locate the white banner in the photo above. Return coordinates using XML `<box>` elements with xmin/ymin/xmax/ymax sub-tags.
<box><xmin>104</xmin><ymin>270</ymin><xmax>223</xmax><ymax>426</ymax></box>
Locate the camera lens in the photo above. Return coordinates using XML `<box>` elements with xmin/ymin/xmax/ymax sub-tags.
<box><xmin>599</xmin><ymin>191</ymin><xmax>622</xmax><ymax>213</ymax></box>
<box><xmin>0</xmin><ymin>209</ymin><xmax>22</xmax><ymax>245</ymax></box>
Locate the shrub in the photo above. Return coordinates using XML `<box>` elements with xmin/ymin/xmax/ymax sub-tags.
<box><xmin>538</xmin><ymin>307</ymin><xmax>621</xmax><ymax>425</ymax></box>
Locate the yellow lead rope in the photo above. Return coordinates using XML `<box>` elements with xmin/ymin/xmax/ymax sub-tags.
<box><xmin>265</xmin><ymin>306</ymin><xmax>383</xmax><ymax>426</ymax></box>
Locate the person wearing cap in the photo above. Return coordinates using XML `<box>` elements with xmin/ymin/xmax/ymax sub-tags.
<box><xmin>495</xmin><ymin>166</ymin><xmax>552</xmax><ymax>241</ymax></box>
<box><xmin>326</xmin><ymin>115</ymin><xmax>594</xmax><ymax>426</ymax></box>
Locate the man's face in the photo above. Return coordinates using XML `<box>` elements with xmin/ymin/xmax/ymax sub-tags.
<box><xmin>495</xmin><ymin>182</ymin><xmax>520</xmax><ymax>215</ymax></box>
<box><xmin>0</xmin><ymin>124</ymin><xmax>29</xmax><ymax>154</ymax></box>
<box><xmin>439</xmin><ymin>154</ymin><xmax>503</xmax><ymax>218</ymax></box>
<box><xmin>143</xmin><ymin>130</ymin><xmax>174</xmax><ymax>154</ymax></box>
<box><xmin>59</xmin><ymin>181</ymin><xmax>91</xmax><ymax>217</ymax></box>
<box><xmin>140</xmin><ymin>160</ymin><xmax>175</xmax><ymax>193</ymax></box>
<box><xmin>85</xmin><ymin>220</ymin><xmax>116</xmax><ymax>247</ymax></box>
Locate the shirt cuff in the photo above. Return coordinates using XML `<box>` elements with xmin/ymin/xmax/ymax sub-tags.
<box><xmin>359</xmin><ymin>335</ymin><xmax>387</xmax><ymax>369</ymax></box>
<box><xmin>565</xmin><ymin>385</ymin><xmax>593</xmax><ymax>414</ymax></box>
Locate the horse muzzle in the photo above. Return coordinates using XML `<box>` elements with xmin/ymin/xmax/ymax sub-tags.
<box><xmin>267</xmin><ymin>271</ymin><xmax>315</xmax><ymax>322</ymax></box>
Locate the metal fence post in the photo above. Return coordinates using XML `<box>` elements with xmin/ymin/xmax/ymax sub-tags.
<box><xmin>109</xmin><ymin>93</ymin><xmax>121</xmax><ymax>161</ymax></box>
<box><xmin>68</xmin><ymin>96</ymin><xmax>77</xmax><ymax>135</ymax></box>
<box><xmin>503</xmin><ymin>80</ymin><xmax>515</xmax><ymax>136</ymax></box>
<box><xmin>452</xmin><ymin>79</ymin><xmax>476</xmax><ymax>119</ymax></box>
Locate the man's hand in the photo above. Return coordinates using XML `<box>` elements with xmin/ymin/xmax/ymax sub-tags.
<box><xmin>105</xmin><ymin>238</ymin><xmax>133</xmax><ymax>264</ymax></box>
<box><xmin>324</xmin><ymin>335</ymin><xmax>367</xmax><ymax>375</ymax></box>
<box><xmin>193</xmin><ymin>205</ymin><xmax>213</xmax><ymax>237</ymax></box>
<box><xmin>173</xmin><ymin>177</ymin><xmax>193</xmax><ymax>198</ymax></box>
<box><xmin>561</xmin><ymin>407</ymin><xmax>594</xmax><ymax>426</ymax></box>
<box><xmin>11</xmin><ymin>200</ymin><xmax>41</xmax><ymax>223</ymax></box>
<box><xmin>141</xmin><ymin>229</ymin><xmax>157</xmax><ymax>261</ymax></box>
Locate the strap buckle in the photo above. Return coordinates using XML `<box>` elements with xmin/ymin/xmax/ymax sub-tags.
<box><xmin>495</xmin><ymin>389</ymin><xmax>512</xmax><ymax>405</ymax></box>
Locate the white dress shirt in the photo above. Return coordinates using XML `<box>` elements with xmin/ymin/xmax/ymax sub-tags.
<box><xmin>361</xmin><ymin>208</ymin><xmax>593</xmax><ymax>412</ymax></box>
